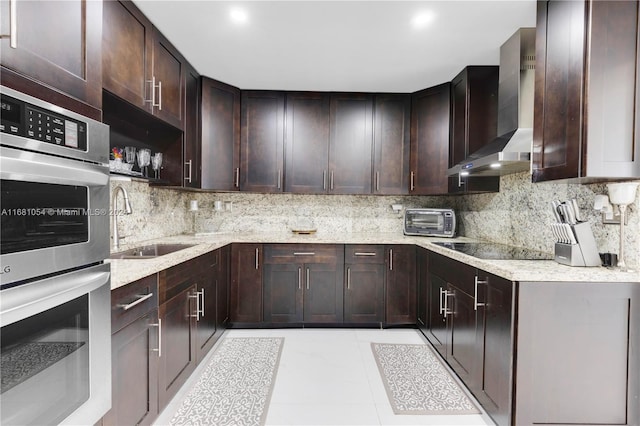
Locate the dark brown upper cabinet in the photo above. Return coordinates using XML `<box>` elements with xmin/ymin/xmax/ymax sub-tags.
<box><xmin>448</xmin><ymin>66</ymin><xmax>500</xmax><ymax>194</ymax></box>
<box><xmin>183</xmin><ymin>64</ymin><xmax>201</xmax><ymax>188</ymax></box>
<box><xmin>329</xmin><ymin>94</ymin><xmax>374</xmax><ymax>194</ymax></box>
<box><xmin>410</xmin><ymin>83</ymin><xmax>452</xmax><ymax>195</ymax></box>
<box><xmin>200</xmin><ymin>77</ymin><xmax>241</xmax><ymax>190</ymax></box>
<box><xmin>240</xmin><ymin>91</ymin><xmax>285</xmax><ymax>192</ymax></box>
<box><xmin>533</xmin><ymin>0</ymin><xmax>640</xmax><ymax>183</ymax></box>
<box><xmin>373</xmin><ymin>94</ymin><xmax>411</xmax><ymax>195</ymax></box>
<box><xmin>103</xmin><ymin>0</ymin><xmax>185</xmax><ymax>130</ymax></box>
<box><xmin>284</xmin><ymin>92</ymin><xmax>331</xmax><ymax>194</ymax></box>
<box><xmin>0</xmin><ymin>0</ymin><xmax>102</xmax><ymax>112</ymax></box>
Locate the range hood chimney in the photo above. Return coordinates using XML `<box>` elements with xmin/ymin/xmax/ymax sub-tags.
<box><xmin>448</xmin><ymin>28</ymin><xmax>535</xmax><ymax>177</ymax></box>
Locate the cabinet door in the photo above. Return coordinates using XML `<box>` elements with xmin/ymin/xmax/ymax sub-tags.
<box><xmin>217</xmin><ymin>245</ymin><xmax>230</xmax><ymax>328</ymax></box>
<box><xmin>344</xmin><ymin>263</ymin><xmax>384</xmax><ymax>323</ymax></box>
<box><xmin>106</xmin><ymin>310</ymin><xmax>159</xmax><ymax>426</ymax></box>
<box><xmin>385</xmin><ymin>245</ymin><xmax>416</xmax><ymax>325</ymax></box>
<box><xmin>446</xmin><ymin>284</ymin><xmax>477</xmax><ymax>386</ymax></box>
<box><xmin>158</xmin><ymin>285</ymin><xmax>197</xmax><ymax>408</ymax></box>
<box><xmin>532</xmin><ymin>0</ymin><xmax>585</xmax><ymax>182</ymax></box>
<box><xmin>284</xmin><ymin>92</ymin><xmax>330</xmax><ymax>194</ymax></box>
<box><xmin>475</xmin><ymin>272</ymin><xmax>513</xmax><ymax>426</ymax></box>
<box><xmin>426</xmin><ymin>273</ymin><xmax>448</xmax><ymax>357</ymax></box>
<box><xmin>416</xmin><ymin>247</ymin><xmax>429</xmax><ymax>331</ymax></box>
<box><xmin>201</xmin><ymin>78</ymin><xmax>241</xmax><ymax>190</ymax></box>
<box><xmin>410</xmin><ymin>83</ymin><xmax>451</xmax><ymax>195</ymax></box>
<box><xmin>0</xmin><ymin>0</ymin><xmax>102</xmax><ymax>109</ymax></box>
<box><xmin>240</xmin><ymin>91</ymin><xmax>285</xmax><ymax>192</ymax></box>
<box><xmin>102</xmin><ymin>0</ymin><xmax>152</xmax><ymax>111</ymax></box>
<box><xmin>263</xmin><ymin>263</ymin><xmax>304</xmax><ymax>323</ymax></box>
<box><xmin>230</xmin><ymin>244</ymin><xmax>263</xmax><ymax>323</ymax></box>
<box><xmin>303</xmin><ymin>262</ymin><xmax>344</xmax><ymax>323</ymax></box>
<box><xmin>183</xmin><ymin>64</ymin><xmax>201</xmax><ymax>188</ymax></box>
<box><xmin>329</xmin><ymin>94</ymin><xmax>373</xmax><ymax>194</ymax></box>
<box><xmin>373</xmin><ymin>94</ymin><xmax>410</xmax><ymax>194</ymax></box>
<box><xmin>195</xmin><ymin>271</ymin><xmax>217</xmax><ymax>363</ymax></box>
<box><xmin>151</xmin><ymin>29</ymin><xmax>184</xmax><ymax>129</ymax></box>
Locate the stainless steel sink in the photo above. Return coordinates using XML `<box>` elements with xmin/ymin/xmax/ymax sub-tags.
<box><xmin>110</xmin><ymin>243</ymin><xmax>195</xmax><ymax>259</ymax></box>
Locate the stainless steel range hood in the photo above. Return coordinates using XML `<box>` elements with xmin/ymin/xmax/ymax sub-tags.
<box><xmin>448</xmin><ymin>28</ymin><xmax>535</xmax><ymax>177</ymax></box>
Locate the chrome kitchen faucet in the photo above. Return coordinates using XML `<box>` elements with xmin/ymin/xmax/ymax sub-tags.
<box><xmin>112</xmin><ymin>185</ymin><xmax>133</xmax><ymax>251</ymax></box>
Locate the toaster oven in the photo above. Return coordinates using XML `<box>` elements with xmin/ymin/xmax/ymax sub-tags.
<box><xmin>404</xmin><ymin>208</ymin><xmax>456</xmax><ymax>237</ymax></box>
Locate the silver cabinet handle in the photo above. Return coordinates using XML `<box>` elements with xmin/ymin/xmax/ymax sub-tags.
<box><xmin>354</xmin><ymin>252</ymin><xmax>377</xmax><ymax>256</ymax></box>
<box><xmin>306</xmin><ymin>268</ymin><xmax>310</xmax><ymax>290</ymax></box>
<box><xmin>439</xmin><ymin>287</ymin><xmax>445</xmax><ymax>315</ymax></box>
<box><xmin>298</xmin><ymin>267</ymin><xmax>302</xmax><ymax>290</ymax></box>
<box><xmin>443</xmin><ymin>289</ymin><xmax>453</xmax><ymax>316</ymax></box>
<box><xmin>184</xmin><ymin>160</ymin><xmax>192</xmax><ymax>184</ymax></box>
<box><xmin>474</xmin><ymin>276</ymin><xmax>488</xmax><ymax>311</ymax></box>
<box><xmin>330</xmin><ymin>170</ymin><xmax>334</xmax><ymax>190</ymax></box>
<box><xmin>410</xmin><ymin>171</ymin><xmax>415</xmax><ymax>191</ymax></box>
<box><xmin>389</xmin><ymin>249</ymin><xmax>393</xmax><ymax>271</ymax></box>
<box><xmin>150</xmin><ymin>318</ymin><xmax>162</xmax><ymax>357</ymax></box>
<box><xmin>189</xmin><ymin>290</ymin><xmax>201</xmax><ymax>320</ymax></box>
<box><xmin>235</xmin><ymin>167</ymin><xmax>240</xmax><ymax>188</ymax></box>
<box><xmin>277</xmin><ymin>169</ymin><xmax>281</xmax><ymax>189</ymax></box>
<box><xmin>118</xmin><ymin>293</ymin><xmax>153</xmax><ymax>311</ymax></box>
<box><xmin>323</xmin><ymin>170</ymin><xmax>327</xmax><ymax>190</ymax></box>
<box><xmin>158</xmin><ymin>80</ymin><xmax>162</xmax><ymax>110</ymax></box>
<box><xmin>458</xmin><ymin>172</ymin><xmax>466</xmax><ymax>187</ymax></box>
<box><xmin>293</xmin><ymin>252</ymin><xmax>315</xmax><ymax>256</ymax></box>
<box><xmin>145</xmin><ymin>76</ymin><xmax>156</xmax><ymax>105</ymax></box>
<box><xmin>0</xmin><ymin>0</ymin><xmax>17</xmax><ymax>48</ymax></box>
<box><xmin>376</xmin><ymin>171</ymin><xmax>380</xmax><ymax>192</ymax></box>
<box><xmin>200</xmin><ymin>288</ymin><xmax>205</xmax><ymax>318</ymax></box>
<box><xmin>347</xmin><ymin>267</ymin><xmax>351</xmax><ymax>290</ymax></box>
<box><xmin>255</xmin><ymin>248</ymin><xmax>259</xmax><ymax>269</ymax></box>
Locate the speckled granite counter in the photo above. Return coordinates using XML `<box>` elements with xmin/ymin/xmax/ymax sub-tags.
<box><xmin>108</xmin><ymin>232</ymin><xmax>640</xmax><ymax>290</ymax></box>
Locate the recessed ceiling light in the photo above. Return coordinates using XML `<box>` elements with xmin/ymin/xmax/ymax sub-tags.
<box><xmin>411</xmin><ymin>11</ymin><xmax>435</xmax><ymax>29</ymax></box>
<box><xmin>230</xmin><ymin>7</ymin><xmax>248</xmax><ymax>24</ymax></box>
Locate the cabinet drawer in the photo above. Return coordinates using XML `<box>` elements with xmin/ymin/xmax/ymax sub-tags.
<box><xmin>264</xmin><ymin>244</ymin><xmax>339</xmax><ymax>264</ymax></box>
<box><xmin>429</xmin><ymin>252</ymin><xmax>476</xmax><ymax>295</ymax></box>
<box><xmin>160</xmin><ymin>254</ymin><xmax>209</xmax><ymax>304</ymax></box>
<box><xmin>111</xmin><ymin>275</ymin><xmax>158</xmax><ymax>333</ymax></box>
<box><xmin>345</xmin><ymin>245</ymin><xmax>384</xmax><ymax>264</ymax></box>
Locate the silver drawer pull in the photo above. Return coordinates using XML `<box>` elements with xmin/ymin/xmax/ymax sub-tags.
<box><xmin>347</xmin><ymin>267</ymin><xmax>351</xmax><ymax>290</ymax></box>
<box><xmin>293</xmin><ymin>252</ymin><xmax>315</xmax><ymax>256</ymax></box>
<box><xmin>474</xmin><ymin>276</ymin><xmax>488</xmax><ymax>311</ymax></box>
<box><xmin>354</xmin><ymin>252</ymin><xmax>377</xmax><ymax>256</ymax></box>
<box><xmin>118</xmin><ymin>293</ymin><xmax>153</xmax><ymax>311</ymax></box>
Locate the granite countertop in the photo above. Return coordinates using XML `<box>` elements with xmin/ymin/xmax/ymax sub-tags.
<box><xmin>107</xmin><ymin>232</ymin><xmax>640</xmax><ymax>290</ymax></box>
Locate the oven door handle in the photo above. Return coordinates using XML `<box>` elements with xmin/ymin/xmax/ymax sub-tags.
<box><xmin>0</xmin><ymin>146</ymin><xmax>109</xmax><ymax>187</ymax></box>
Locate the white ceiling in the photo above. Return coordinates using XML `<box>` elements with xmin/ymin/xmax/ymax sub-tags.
<box><xmin>132</xmin><ymin>0</ymin><xmax>536</xmax><ymax>93</ymax></box>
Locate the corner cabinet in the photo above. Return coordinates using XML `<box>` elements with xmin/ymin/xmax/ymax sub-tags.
<box><xmin>410</xmin><ymin>83</ymin><xmax>452</xmax><ymax>195</ymax></box>
<box><xmin>0</xmin><ymin>0</ymin><xmax>102</xmax><ymax>111</ymax></box>
<box><xmin>533</xmin><ymin>0</ymin><xmax>640</xmax><ymax>182</ymax></box>
<box><xmin>201</xmin><ymin>77</ymin><xmax>241</xmax><ymax>190</ymax></box>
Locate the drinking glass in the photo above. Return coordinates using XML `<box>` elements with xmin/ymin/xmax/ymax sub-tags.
<box><xmin>151</xmin><ymin>152</ymin><xmax>163</xmax><ymax>179</ymax></box>
<box><xmin>124</xmin><ymin>146</ymin><xmax>136</xmax><ymax>173</ymax></box>
<box><xmin>136</xmin><ymin>148</ymin><xmax>151</xmax><ymax>177</ymax></box>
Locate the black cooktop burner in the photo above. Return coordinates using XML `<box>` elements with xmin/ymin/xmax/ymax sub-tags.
<box><xmin>432</xmin><ymin>242</ymin><xmax>553</xmax><ymax>260</ymax></box>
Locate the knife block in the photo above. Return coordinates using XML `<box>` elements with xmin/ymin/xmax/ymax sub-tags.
<box><xmin>554</xmin><ymin>222</ymin><xmax>601</xmax><ymax>267</ymax></box>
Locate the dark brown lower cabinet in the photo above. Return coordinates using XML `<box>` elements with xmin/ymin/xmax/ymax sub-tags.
<box><xmin>158</xmin><ymin>284</ymin><xmax>197</xmax><ymax>408</ymax></box>
<box><xmin>344</xmin><ymin>245</ymin><xmax>385</xmax><ymax>323</ymax></box>
<box><xmin>385</xmin><ymin>245</ymin><xmax>416</xmax><ymax>325</ymax></box>
<box><xmin>230</xmin><ymin>244</ymin><xmax>263</xmax><ymax>324</ymax></box>
<box><xmin>105</xmin><ymin>275</ymin><xmax>159</xmax><ymax>426</ymax></box>
<box><xmin>263</xmin><ymin>244</ymin><xmax>344</xmax><ymax>324</ymax></box>
<box><xmin>195</xmin><ymin>250</ymin><xmax>222</xmax><ymax>363</ymax></box>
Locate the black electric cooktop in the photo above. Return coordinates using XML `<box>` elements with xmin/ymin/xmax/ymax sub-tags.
<box><xmin>432</xmin><ymin>242</ymin><xmax>553</xmax><ymax>260</ymax></box>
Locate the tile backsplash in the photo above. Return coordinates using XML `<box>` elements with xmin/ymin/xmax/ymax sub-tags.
<box><xmin>110</xmin><ymin>173</ymin><xmax>640</xmax><ymax>269</ymax></box>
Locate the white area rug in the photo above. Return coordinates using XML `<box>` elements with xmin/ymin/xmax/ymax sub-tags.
<box><xmin>170</xmin><ymin>337</ymin><xmax>284</xmax><ymax>426</ymax></box>
<box><xmin>371</xmin><ymin>343</ymin><xmax>480</xmax><ymax>415</ymax></box>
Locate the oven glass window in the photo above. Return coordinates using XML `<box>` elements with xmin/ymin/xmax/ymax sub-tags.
<box><xmin>0</xmin><ymin>294</ymin><xmax>90</xmax><ymax>425</ymax></box>
<box><xmin>408</xmin><ymin>214</ymin><xmax>444</xmax><ymax>230</ymax></box>
<box><xmin>0</xmin><ymin>180</ymin><xmax>89</xmax><ymax>254</ymax></box>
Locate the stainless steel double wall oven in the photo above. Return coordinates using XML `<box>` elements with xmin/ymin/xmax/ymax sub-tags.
<box><xmin>0</xmin><ymin>85</ymin><xmax>111</xmax><ymax>425</ymax></box>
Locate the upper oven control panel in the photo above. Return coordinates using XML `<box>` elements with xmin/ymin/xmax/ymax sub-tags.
<box><xmin>1</xmin><ymin>94</ymin><xmax>88</xmax><ymax>152</ymax></box>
